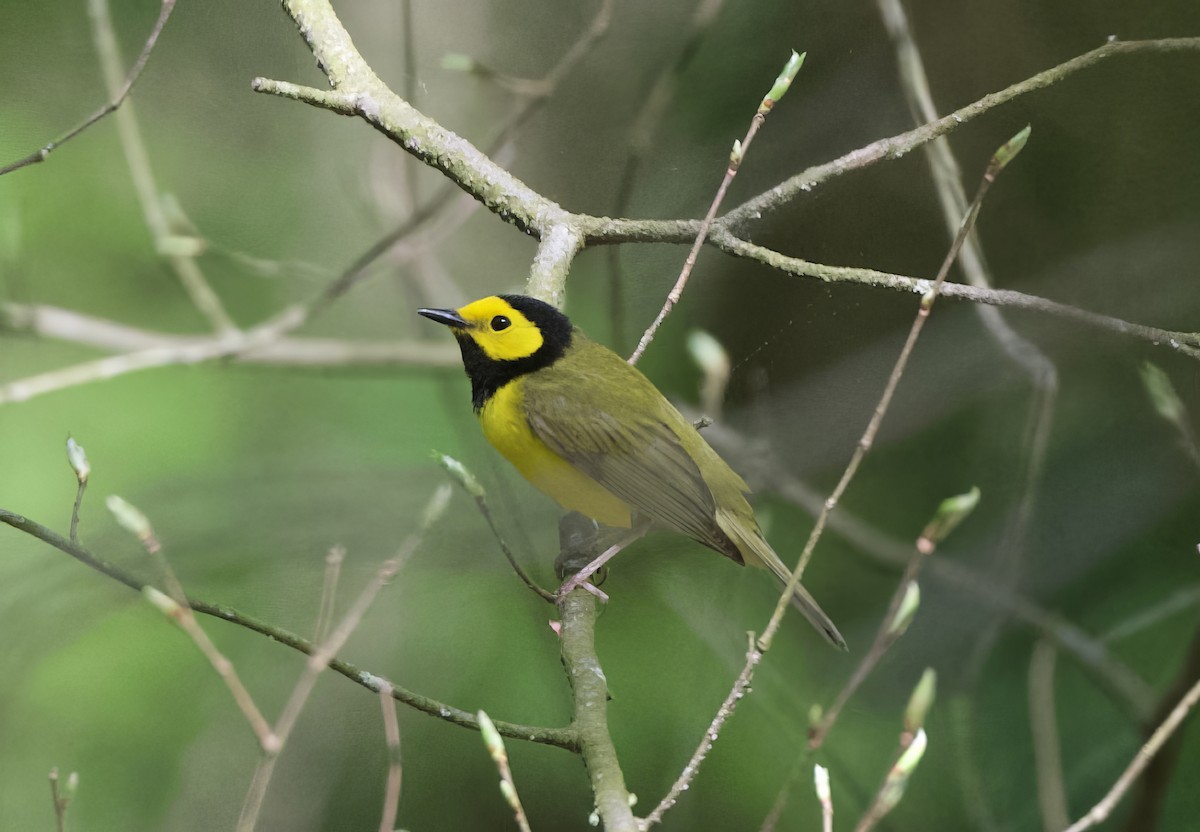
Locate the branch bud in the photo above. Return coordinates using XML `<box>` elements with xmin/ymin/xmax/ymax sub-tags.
<box><xmin>66</xmin><ymin>436</ymin><xmax>90</xmax><ymax>484</ymax></box>
<box><xmin>903</xmin><ymin>668</ymin><xmax>937</xmax><ymax>734</ymax></box>
<box><xmin>888</xmin><ymin>581</ymin><xmax>920</xmax><ymax>636</ymax></box>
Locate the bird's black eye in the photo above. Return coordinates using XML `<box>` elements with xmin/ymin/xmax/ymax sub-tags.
<box><xmin>491</xmin><ymin>315</ymin><xmax>512</xmax><ymax>331</ymax></box>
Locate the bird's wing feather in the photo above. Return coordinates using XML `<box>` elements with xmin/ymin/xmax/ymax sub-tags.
<box><xmin>522</xmin><ymin>345</ymin><xmax>734</xmax><ymax>556</ymax></box>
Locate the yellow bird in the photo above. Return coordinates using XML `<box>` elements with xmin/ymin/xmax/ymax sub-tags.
<box><xmin>419</xmin><ymin>294</ymin><xmax>845</xmax><ymax>649</ymax></box>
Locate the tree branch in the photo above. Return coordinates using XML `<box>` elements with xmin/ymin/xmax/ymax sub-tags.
<box><xmin>0</xmin><ymin>507</ymin><xmax>577</xmax><ymax>750</ymax></box>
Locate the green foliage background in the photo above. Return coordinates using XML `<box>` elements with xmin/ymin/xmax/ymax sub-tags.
<box><xmin>2</xmin><ymin>1</ymin><xmax>1199</xmax><ymax>830</ymax></box>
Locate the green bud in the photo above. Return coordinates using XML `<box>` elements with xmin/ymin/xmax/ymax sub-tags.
<box><xmin>1140</xmin><ymin>362</ymin><xmax>1185</xmax><ymax>424</ymax></box>
<box><xmin>66</xmin><ymin>436</ymin><xmax>90</xmax><ymax>484</ymax></box>
<box><xmin>888</xmin><ymin>581</ymin><xmax>920</xmax><ymax>636</ymax></box>
<box><xmin>435</xmin><ymin>452</ymin><xmax>486</xmax><ymax>499</ymax></box>
<box><xmin>760</xmin><ymin>50</ymin><xmax>805</xmax><ymax>113</ymax></box>
<box><xmin>878</xmin><ymin>728</ymin><xmax>927</xmax><ymax>815</ymax></box>
<box><xmin>904</xmin><ymin>668</ymin><xmax>937</xmax><ymax>733</ymax></box>
<box><xmin>992</xmin><ymin>125</ymin><xmax>1031</xmax><ymax>171</ymax></box>
<box><xmin>919</xmin><ymin>487</ymin><xmax>981</xmax><ymax>551</ymax></box>
<box><xmin>476</xmin><ymin>710</ymin><xmax>506</xmax><ymax>764</ymax></box>
<box><xmin>106</xmin><ymin>495</ymin><xmax>155</xmax><ymax>547</ymax></box>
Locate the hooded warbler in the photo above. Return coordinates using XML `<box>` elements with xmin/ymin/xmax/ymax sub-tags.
<box><xmin>419</xmin><ymin>294</ymin><xmax>845</xmax><ymax>650</ymax></box>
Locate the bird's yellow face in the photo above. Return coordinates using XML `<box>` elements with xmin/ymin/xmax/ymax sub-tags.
<box><xmin>419</xmin><ymin>294</ymin><xmax>574</xmax><ymax>410</ymax></box>
<box><xmin>446</xmin><ymin>296</ymin><xmax>545</xmax><ymax>361</ymax></box>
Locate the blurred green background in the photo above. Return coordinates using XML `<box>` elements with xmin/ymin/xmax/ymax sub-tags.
<box><xmin>2</xmin><ymin>1</ymin><xmax>1200</xmax><ymax>830</ymax></box>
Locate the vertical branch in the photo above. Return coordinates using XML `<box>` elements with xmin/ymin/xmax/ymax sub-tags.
<box><xmin>558</xmin><ymin>588</ymin><xmax>637</xmax><ymax>832</ymax></box>
<box><xmin>378</xmin><ymin>683</ymin><xmax>403</xmax><ymax>832</ymax></box>
<box><xmin>1027</xmin><ymin>641</ymin><xmax>1069</xmax><ymax>831</ymax></box>
<box><xmin>607</xmin><ymin>0</ymin><xmax>727</xmax><ymax>349</ymax></box>
<box><xmin>629</xmin><ymin>51</ymin><xmax>805</xmax><ymax>365</ymax></box>
<box><xmin>88</xmin><ymin>0</ymin><xmax>237</xmax><ymax>334</ymax></box>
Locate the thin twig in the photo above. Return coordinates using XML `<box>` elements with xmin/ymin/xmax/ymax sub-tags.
<box><xmin>477</xmin><ymin>710</ymin><xmax>534</xmax><ymax>832</ymax></box>
<box><xmin>437</xmin><ymin>453</ymin><xmax>556</xmax><ymax>602</ymax></box>
<box><xmin>876</xmin><ymin>0</ymin><xmax>1060</xmax><ymax>727</ymax></box>
<box><xmin>1120</xmin><ymin>623</ymin><xmax>1200</xmax><ymax>832</ymax></box>
<box><xmin>88</xmin><ymin>0</ymin><xmax>236</xmax><ymax>335</ymax></box>
<box><xmin>65</xmin><ymin>437</ymin><xmax>90</xmax><ymax>545</ymax></box>
<box><xmin>0</xmin><ymin>507</ymin><xmax>577</xmax><ymax>749</ymax></box>
<box><xmin>767</xmin><ymin>128</ymin><xmax>1032</xmax><ymax>651</ymax></box>
<box><xmin>855</xmin><ymin>728</ymin><xmax>927</xmax><ymax>832</ymax></box>
<box><xmin>1063</xmin><ymin>672</ymin><xmax>1200</xmax><ymax>832</ymax></box>
<box><xmin>647</xmin><ymin>130</ymin><xmax>1029</xmax><ymax>830</ymax></box>
<box><xmin>694</xmin><ymin>416</ymin><xmax>1156</xmax><ymax>720</ymax></box>
<box><xmin>105</xmin><ymin>495</ymin><xmax>276</xmax><ymax>750</ymax></box>
<box><xmin>641</xmin><ymin>634</ymin><xmax>762</xmax><ymax>829</ymax></box>
<box><xmin>807</xmin><ymin>553</ymin><xmax>929</xmax><ymax>750</ymax></box>
<box><xmin>1028</xmin><ymin>641</ymin><xmax>1070</xmax><ymax>831</ymax></box>
<box><xmin>628</xmin><ymin>51</ymin><xmax>803</xmax><ymax>365</ymax></box>
<box><xmin>605</xmin><ymin>0</ymin><xmax>726</xmax><ymax>347</ymax></box>
<box><xmin>0</xmin><ymin>0</ymin><xmax>176</xmax><ymax>178</ymax></box>
<box><xmin>722</xmin><ymin>37</ymin><xmax>1200</xmax><ymax>229</ymax></box>
<box><xmin>379</xmin><ymin>682</ymin><xmax>403</xmax><ymax>832</ymax></box>
<box><xmin>238</xmin><ymin>485</ymin><xmax>451</xmax><ymax>832</ymax></box>
<box><xmin>48</xmin><ymin>768</ymin><xmax>75</xmax><ymax>832</ymax></box>
<box><xmin>313</xmin><ymin>544</ymin><xmax>345</xmax><ymax>644</ymax></box>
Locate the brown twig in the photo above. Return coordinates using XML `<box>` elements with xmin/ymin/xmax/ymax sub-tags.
<box><xmin>237</xmin><ymin>485</ymin><xmax>450</xmax><ymax>832</ymax></box>
<box><xmin>645</xmin><ymin>130</ymin><xmax>1029</xmax><ymax>829</ymax></box>
<box><xmin>1063</xmin><ymin>671</ymin><xmax>1200</xmax><ymax>832</ymax></box>
<box><xmin>768</xmin><ymin>127</ymin><xmax>1032</xmax><ymax>648</ymax></box>
<box><xmin>628</xmin><ymin>51</ymin><xmax>804</xmax><ymax>365</ymax></box>
<box><xmin>313</xmin><ymin>544</ymin><xmax>346</xmax><ymax>644</ymax></box>
<box><xmin>1120</xmin><ymin>623</ymin><xmax>1200</xmax><ymax>832</ymax></box>
<box><xmin>379</xmin><ymin>683</ymin><xmax>403</xmax><ymax>832</ymax></box>
<box><xmin>640</xmin><ymin>634</ymin><xmax>762</xmax><ymax>829</ymax></box>
<box><xmin>0</xmin><ymin>0</ymin><xmax>176</xmax><ymax>178</ymax></box>
<box><xmin>105</xmin><ymin>495</ymin><xmax>276</xmax><ymax>750</ymax></box>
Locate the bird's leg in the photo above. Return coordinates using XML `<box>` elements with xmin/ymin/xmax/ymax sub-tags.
<box><xmin>557</xmin><ymin>538</ymin><xmax>635</xmax><ymax>599</ymax></box>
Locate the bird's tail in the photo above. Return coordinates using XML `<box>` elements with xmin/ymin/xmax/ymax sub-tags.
<box><xmin>717</xmin><ymin>510</ymin><xmax>847</xmax><ymax>651</ymax></box>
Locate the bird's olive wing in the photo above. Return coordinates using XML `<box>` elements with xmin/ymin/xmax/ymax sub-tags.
<box><xmin>523</xmin><ymin>372</ymin><xmax>728</xmax><ymax>551</ymax></box>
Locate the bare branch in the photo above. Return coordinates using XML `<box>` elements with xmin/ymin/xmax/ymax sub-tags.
<box><xmin>723</xmin><ymin>37</ymin><xmax>1200</xmax><ymax>228</ymax></box>
<box><xmin>88</xmin><ymin>0</ymin><xmax>236</xmax><ymax>335</ymax></box>
<box><xmin>1064</xmin><ymin>673</ymin><xmax>1200</xmax><ymax>832</ymax></box>
<box><xmin>629</xmin><ymin>51</ymin><xmax>804</xmax><ymax>364</ymax></box>
<box><xmin>0</xmin><ymin>507</ymin><xmax>577</xmax><ymax>750</ymax></box>
<box><xmin>0</xmin><ymin>0</ymin><xmax>176</xmax><ymax>177</ymax></box>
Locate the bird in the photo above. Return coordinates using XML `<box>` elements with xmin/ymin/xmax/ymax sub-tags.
<box><xmin>418</xmin><ymin>294</ymin><xmax>845</xmax><ymax>649</ymax></box>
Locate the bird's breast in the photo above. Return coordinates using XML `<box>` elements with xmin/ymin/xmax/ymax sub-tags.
<box><xmin>479</xmin><ymin>378</ymin><xmax>632</xmax><ymax>528</ymax></box>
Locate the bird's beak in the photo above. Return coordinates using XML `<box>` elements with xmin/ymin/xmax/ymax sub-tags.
<box><xmin>418</xmin><ymin>307</ymin><xmax>469</xmax><ymax>329</ymax></box>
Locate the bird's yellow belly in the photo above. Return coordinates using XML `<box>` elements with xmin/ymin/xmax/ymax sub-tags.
<box><xmin>479</xmin><ymin>381</ymin><xmax>632</xmax><ymax>528</ymax></box>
